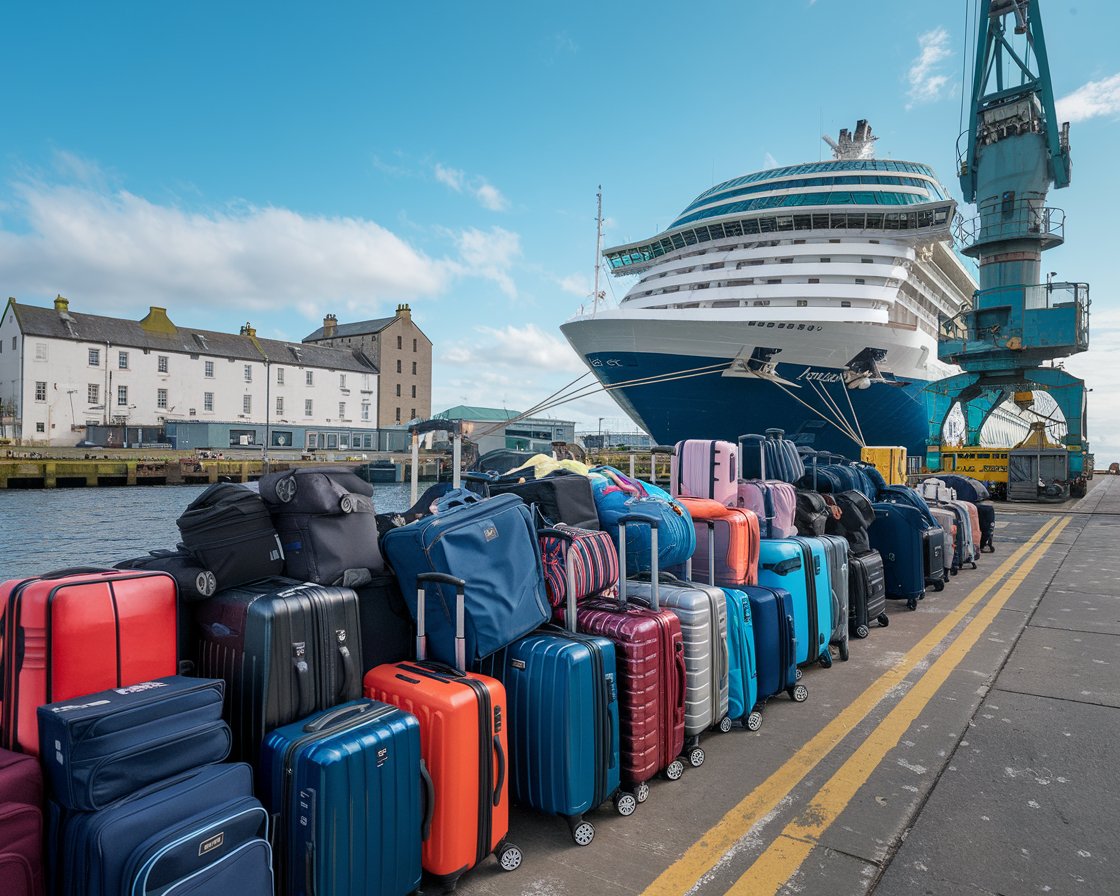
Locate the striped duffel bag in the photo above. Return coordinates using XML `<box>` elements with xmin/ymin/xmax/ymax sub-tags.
<box><xmin>539</xmin><ymin>524</ymin><xmax>619</xmax><ymax>619</ymax></box>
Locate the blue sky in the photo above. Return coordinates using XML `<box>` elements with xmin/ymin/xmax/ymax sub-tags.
<box><xmin>2</xmin><ymin>2</ymin><xmax>1118</xmax><ymax>457</ymax></box>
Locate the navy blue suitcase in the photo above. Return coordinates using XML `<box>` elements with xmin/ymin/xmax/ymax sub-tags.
<box><xmin>37</xmin><ymin>676</ymin><xmax>230</xmax><ymax>812</ymax></box>
<box><xmin>868</xmin><ymin>504</ymin><xmax>927</xmax><ymax>609</ymax></box>
<box><xmin>743</xmin><ymin>585</ymin><xmax>807</xmax><ymax>709</ymax></box>
<box><xmin>876</xmin><ymin>489</ymin><xmax>946</xmax><ymax>591</ymax></box>
<box><xmin>479</xmin><ymin>526</ymin><xmax>627</xmax><ymax>845</ymax></box>
<box><xmin>261</xmin><ymin>699</ymin><xmax>425</xmax><ymax>896</ymax></box>
<box><xmin>54</xmin><ymin>762</ymin><xmax>271</xmax><ymax>896</ymax></box>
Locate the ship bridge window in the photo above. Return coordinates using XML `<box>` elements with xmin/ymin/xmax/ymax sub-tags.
<box><xmin>797</xmin><ymin>300</ymin><xmax>808</xmax><ymax>307</ymax></box>
<box><xmin>780</xmin><ymin>258</ymin><xmax>793</xmax><ymax>264</ymax></box>
<box><xmin>808</xmin><ymin>278</ymin><xmax>820</xmax><ymax>284</ymax></box>
<box><xmin>820</xmin><ymin>257</ymin><xmax>831</xmax><ymax>263</ymax></box>
<box><xmin>766</xmin><ymin>279</ymin><xmax>781</xmax><ymax>284</ymax></box>
<box><xmin>862</xmin><ymin>258</ymin><xmax>874</xmax><ymax>263</ymax></box>
<box><xmin>841</xmin><ymin>301</ymin><xmax>852</xmax><ymax>307</ymax></box>
<box><xmin>753</xmin><ymin>300</ymin><xmax>771</xmax><ymax>306</ymax></box>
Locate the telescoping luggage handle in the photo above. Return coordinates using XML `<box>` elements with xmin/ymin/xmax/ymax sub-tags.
<box><xmin>538</xmin><ymin>527</ymin><xmax>583</xmax><ymax>632</ymax></box>
<box><xmin>415</xmin><ymin>571</ymin><xmax>469</xmax><ymax>673</ymax></box>
<box><xmin>737</xmin><ymin>433</ymin><xmax>768</xmax><ymax>482</ymax></box>
<box><xmin>618</xmin><ymin>512</ymin><xmax>660</xmax><ymax>611</ymax></box>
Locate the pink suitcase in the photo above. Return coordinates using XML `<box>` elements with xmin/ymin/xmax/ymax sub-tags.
<box><xmin>736</xmin><ymin>480</ymin><xmax>798</xmax><ymax>539</ymax></box>
<box><xmin>0</xmin><ymin>748</ymin><xmax>44</xmax><ymax>896</ymax></box>
<box><xmin>671</xmin><ymin>440</ymin><xmax>739</xmax><ymax>506</ymax></box>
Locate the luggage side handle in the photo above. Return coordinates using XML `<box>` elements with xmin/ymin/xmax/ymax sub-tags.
<box><xmin>492</xmin><ymin>734</ymin><xmax>505</xmax><ymax>807</ymax></box>
<box><xmin>292</xmin><ymin>642</ymin><xmax>313</xmax><ymax>717</ymax></box>
<box><xmin>415</xmin><ymin>572</ymin><xmax>468</xmax><ymax>672</ymax></box>
<box><xmin>618</xmin><ymin>513</ymin><xmax>660</xmax><ymax>611</ymax></box>
<box><xmin>335</xmin><ymin>629</ymin><xmax>358</xmax><ymax>701</ymax></box>
<box><xmin>762</xmin><ymin>557</ymin><xmax>802</xmax><ymax>576</ymax></box>
<box><xmin>36</xmin><ymin>567</ymin><xmax>115</xmax><ymax>579</ymax></box>
<box><xmin>420</xmin><ymin>759</ymin><xmax>435</xmax><ymax>841</ymax></box>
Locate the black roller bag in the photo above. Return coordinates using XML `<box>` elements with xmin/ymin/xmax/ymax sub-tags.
<box><xmin>975</xmin><ymin>501</ymin><xmax>996</xmax><ymax>552</ymax></box>
<box><xmin>176</xmin><ymin>483</ymin><xmax>285</xmax><ymax>590</ymax></box>
<box><xmin>848</xmin><ymin>549</ymin><xmax>888</xmax><ymax>637</ymax></box>
<box><xmin>259</xmin><ymin>466</ymin><xmax>386</xmax><ymax>585</ymax></box>
<box><xmin>475</xmin><ymin>469</ymin><xmax>599</xmax><ymax>530</ymax></box>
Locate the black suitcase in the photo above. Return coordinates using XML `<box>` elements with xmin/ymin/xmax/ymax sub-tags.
<box><xmin>176</xmin><ymin>483</ymin><xmax>285</xmax><ymax>589</ymax></box>
<box><xmin>976</xmin><ymin>501</ymin><xmax>996</xmax><ymax>552</ymax></box>
<box><xmin>478</xmin><ymin>470</ymin><xmax>600</xmax><ymax>530</ymax></box>
<box><xmin>189</xmin><ymin>577</ymin><xmax>362</xmax><ymax>767</ymax></box>
<box><xmin>354</xmin><ymin>574</ymin><xmax>415</xmax><ymax>673</ymax></box>
<box><xmin>258</xmin><ymin>467</ymin><xmax>386</xmax><ymax>585</ymax></box>
<box><xmin>849</xmin><ymin>549</ymin><xmax>888</xmax><ymax>637</ymax></box>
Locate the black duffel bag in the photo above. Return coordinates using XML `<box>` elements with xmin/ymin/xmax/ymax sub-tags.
<box><xmin>258</xmin><ymin>467</ymin><xmax>385</xmax><ymax>586</ymax></box>
<box><xmin>832</xmin><ymin>489</ymin><xmax>877</xmax><ymax>554</ymax></box>
<box><xmin>795</xmin><ymin>490</ymin><xmax>829</xmax><ymax>536</ymax></box>
<box><xmin>475</xmin><ymin>469</ymin><xmax>599</xmax><ymax>530</ymax></box>
<box><xmin>176</xmin><ymin>483</ymin><xmax>285</xmax><ymax>589</ymax></box>
<box><xmin>114</xmin><ymin>548</ymin><xmax>217</xmax><ymax>601</ymax></box>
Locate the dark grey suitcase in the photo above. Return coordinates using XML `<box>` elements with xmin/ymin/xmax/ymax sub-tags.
<box><xmin>848</xmin><ymin>550</ymin><xmax>888</xmax><ymax>637</ymax></box>
<box><xmin>816</xmin><ymin>535</ymin><xmax>850</xmax><ymax>661</ymax></box>
<box><xmin>189</xmin><ymin>577</ymin><xmax>362</xmax><ymax>767</ymax></box>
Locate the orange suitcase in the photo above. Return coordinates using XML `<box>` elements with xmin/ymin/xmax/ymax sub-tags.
<box><xmin>364</xmin><ymin>572</ymin><xmax>521</xmax><ymax>891</ymax></box>
<box><xmin>677</xmin><ymin>497</ymin><xmax>760</xmax><ymax>587</ymax></box>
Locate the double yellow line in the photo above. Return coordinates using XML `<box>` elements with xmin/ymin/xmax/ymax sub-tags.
<box><xmin>644</xmin><ymin>515</ymin><xmax>1070</xmax><ymax>896</ymax></box>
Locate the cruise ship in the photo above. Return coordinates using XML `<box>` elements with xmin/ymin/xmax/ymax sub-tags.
<box><xmin>561</xmin><ymin>121</ymin><xmax>1036</xmax><ymax>456</ymax></box>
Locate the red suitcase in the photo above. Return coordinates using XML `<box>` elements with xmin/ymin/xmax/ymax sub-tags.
<box><xmin>577</xmin><ymin>514</ymin><xmax>687</xmax><ymax>802</ymax></box>
<box><xmin>363</xmin><ymin>573</ymin><xmax>521</xmax><ymax>890</ymax></box>
<box><xmin>0</xmin><ymin>568</ymin><xmax>177</xmax><ymax>756</ymax></box>
<box><xmin>0</xmin><ymin>748</ymin><xmax>44</xmax><ymax>896</ymax></box>
<box><xmin>677</xmin><ymin>497</ymin><xmax>760</xmax><ymax>587</ymax></box>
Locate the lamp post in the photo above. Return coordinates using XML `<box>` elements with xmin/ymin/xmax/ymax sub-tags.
<box><xmin>598</xmin><ymin>417</ymin><xmax>604</xmax><ymax>450</ymax></box>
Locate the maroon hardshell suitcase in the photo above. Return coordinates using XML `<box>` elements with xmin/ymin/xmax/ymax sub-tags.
<box><xmin>576</xmin><ymin>514</ymin><xmax>687</xmax><ymax>802</ymax></box>
<box><xmin>0</xmin><ymin>748</ymin><xmax>44</xmax><ymax>896</ymax></box>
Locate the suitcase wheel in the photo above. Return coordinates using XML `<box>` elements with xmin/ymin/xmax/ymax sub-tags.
<box><xmin>687</xmin><ymin>746</ymin><xmax>705</xmax><ymax>768</ymax></box>
<box><xmin>950</xmin><ymin>567</ymin><xmax>958</xmax><ymax>576</ymax></box>
<box><xmin>907</xmin><ymin>597</ymin><xmax>918</xmax><ymax>610</ymax></box>
<box><xmin>746</xmin><ymin>710</ymin><xmax>763</xmax><ymax>732</ymax></box>
<box><xmin>497</xmin><ymin>841</ymin><xmax>523</xmax><ymax>872</ymax></box>
<box><xmin>790</xmin><ymin>684</ymin><xmax>809</xmax><ymax>703</ymax></box>
<box><xmin>795</xmin><ymin>667</ymin><xmax>803</xmax><ymax>682</ymax></box>
<box><xmin>819</xmin><ymin>652</ymin><xmax>832</xmax><ymax>670</ymax></box>
<box><xmin>877</xmin><ymin>613</ymin><xmax>890</xmax><ymax>628</ymax></box>
<box><xmin>839</xmin><ymin>641</ymin><xmax>849</xmax><ymax>662</ymax></box>
<box><xmin>855</xmin><ymin>624</ymin><xmax>870</xmax><ymax>639</ymax></box>
<box><xmin>635</xmin><ymin>782</ymin><xmax>651</xmax><ymax>803</ymax></box>
<box><xmin>664</xmin><ymin>758</ymin><xmax>685</xmax><ymax>781</ymax></box>
<box><xmin>614</xmin><ymin>791</ymin><xmax>637</xmax><ymax>816</ymax></box>
<box><xmin>969</xmin><ymin>561</ymin><xmax>978</xmax><ymax>570</ymax></box>
<box><xmin>933</xmin><ymin>580</ymin><xmax>945</xmax><ymax>592</ymax></box>
<box><xmin>718</xmin><ymin>715</ymin><xmax>733</xmax><ymax>734</ymax></box>
<box><xmin>570</xmin><ymin>820</ymin><xmax>595</xmax><ymax>846</ymax></box>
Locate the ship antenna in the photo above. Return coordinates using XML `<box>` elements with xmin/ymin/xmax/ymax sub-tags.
<box><xmin>592</xmin><ymin>186</ymin><xmax>606</xmax><ymax>316</ymax></box>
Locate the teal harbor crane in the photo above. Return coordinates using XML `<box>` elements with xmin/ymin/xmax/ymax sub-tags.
<box><xmin>925</xmin><ymin>0</ymin><xmax>1091</xmax><ymax>496</ymax></box>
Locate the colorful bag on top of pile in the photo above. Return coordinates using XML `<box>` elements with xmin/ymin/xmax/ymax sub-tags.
<box><xmin>589</xmin><ymin>466</ymin><xmax>695</xmax><ymax>572</ymax></box>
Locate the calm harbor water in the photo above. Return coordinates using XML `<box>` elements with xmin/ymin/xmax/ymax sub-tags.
<box><xmin>0</xmin><ymin>482</ymin><xmax>415</xmax><ymax>582</ymax></box>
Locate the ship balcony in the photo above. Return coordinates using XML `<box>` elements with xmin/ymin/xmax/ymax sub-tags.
<box><xmin>954</xmin><ymin>202</ymin><xmax>1065</xmax><ymax>256</ymax></box>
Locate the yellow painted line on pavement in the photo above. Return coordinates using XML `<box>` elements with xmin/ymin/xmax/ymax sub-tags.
<box><xmin>641</xmin><ymin>516</ymin><xmax>1062</xmax><ymax>896</ymax></box>
<box><xmin>727</xmin><ymin>515</ymin><xmax>1072</xmax><ymax>895</ymax></box>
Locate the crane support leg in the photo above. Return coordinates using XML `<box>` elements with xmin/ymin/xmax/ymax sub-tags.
<box><xmin>1024</xmin><ymin>367</ymin><xmax>1088</xmax><ymax>474</ymax></box>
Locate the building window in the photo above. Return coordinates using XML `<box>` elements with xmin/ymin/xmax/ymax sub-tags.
<box><xmin>204</xmin><ymin>360</ymin><xmax>214</xmax><ymax>378</ymax></box>
<box><xmin>88</xmin><ymin>383</ymin><xmax>99</xmax><ymax>405</ymax></box>
<box><xmin>158</xmin><ymin>355</ymin><xmax>169</xmax><ymax>373</ymax></box>
<box><xmin>306</xmin><ymin>370</ymin><xmax>314</xmax><ymax>386</ymax></box>
<box><xmin>395</xmin><ymin>408</ymin><xmax>401</xmax><ymax>424</ymax></box>
<box><xmin>411</xmin><ymin>385</ymin><xmax>416</xmax><ymax>398</ymax></box>
<box><xmin>276</xmin><ymin>396</ymin><xmax>284</xmax><ymax>415</ymax></box>
<box><xmin>10</xmin><ymin>337</ymin><xmax>15</xmax><ymax>350</ymax></box>
<box><xmin>88</xmin><ymin>348</ymin><xmax>100</xmax><ymax>366</ymax></box>
<box><xmin>157</xmin><ymin>388</ymin><xmax>168</xmax><ymax>409</ymax></box>
<box><xmin>411</xmin><ymin>361</ymin><xmax>417</xmax><ymax>375</ymax></box>
<box><xmin>35</xmin><ymin>381</ymin><xmax>47</xmax><ymax>402</ymax></box>
<box><xmin>304</xmin><ymin>399</ymin><xmax>313</xmax><ymax>416</ymax></box>
<box><xmin>395</xmin><ymin>384</ymin><xmax>401</xmax><ymax>397</ymax></box>
<box><xmin>338</xmin><ymin>402</ymin><xmax>346</xmax><ymax>419</ymax></box>
<box><xmin>244</xmin><ymin>364</ymin><xmax>252</xmax><ymax>382</ymax></box>
<box><xmin>35</xmin><ymin>343</ymin><xmax>47</xmax><ymax>361</ymax></box>
<box><xmin>410</xmin><ymin>408</ymin><xmax>416</xmax><ymax>420</ymax></box>
<box><xmin>276</xmin><ymin>367</ymin><xmax>285</xmax><ymax>385</ymax></box>
<box><xmin>204</xmin><ymin>392</ymin><xmax>214</xmax><ymax>412</ymax></box>
<box><xmin>36</xmin><ymin>422</ymin><xmax>45</xmax><ymax>433</ymax></box>
<box><xmin>117</xmin><ymin>385</ymin><xmax>128</xmax><ymax>406</ymax></box>
<box><xmin>413</xmin><ymin>339</ymin><xmax>417</xmax><ymax>352</ymax></box>
<box><xmin>361</xmin><ymin>402</ymin><xmax>370</xmax><ymax>421</ymax></box>
<box><xmin>243</xmin><ymin>395</ymin><xmax>252</xmax><ymax>415</ymax></box>
<box><xmin>340</xmin><ymin>374</ymin><xmax>347</xmax><ymax>390</ymax></box>
<box><xmin>118</xmin><ymin>351</ymin><xmax>129</xmax><ymax>369</ymax></box>
<box><xmin>396</xmin><ymin>360</ymin><xmax>402</xmax><ymax>374</ymax></box>
<box><xmin>397</xmin><ymin>335</ymin><xmax>402</xmax><ymax>349</ymax></box>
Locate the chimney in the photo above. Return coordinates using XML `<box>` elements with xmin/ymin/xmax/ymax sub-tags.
<box><xmin>396</xmin><ymin>303</ymin><xmax>411</xmax><ymax>321</ymax></box>
<box><xmin>323</xmin><ymin>313</ymin><xmax>337</xmax><ymax>338</ymax></box>
<box><xmin>139</xmin><ymin>305</ymin><xmax>177</xmax><ymax>334</ymax></box>
<box><xmin>240</xmin><ymin>322</ymin><xmax>257</xmax><ymax>337</ymax></box>
<box><xmin>54</xmin><ymin>295</ymin><xmax>69</xmax><ymax>313</ymax></box>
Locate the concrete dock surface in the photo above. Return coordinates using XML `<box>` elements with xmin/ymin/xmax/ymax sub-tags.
<box><xmin>452</xmin><ymin>475</ymin><xmax>1119</xmax><ymax>896</ymax></box>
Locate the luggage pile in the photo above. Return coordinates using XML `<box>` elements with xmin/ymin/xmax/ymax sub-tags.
<box><xmin>0</xmin><ymin>446</ymin><xmax>997</xmax><ymax>895</ymax></box>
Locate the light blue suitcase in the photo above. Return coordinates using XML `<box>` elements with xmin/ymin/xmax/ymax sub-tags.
<box><xmin>757</xmin><ymin>537</ymin><xmax>833</xmax><ymax>670</ymax></box>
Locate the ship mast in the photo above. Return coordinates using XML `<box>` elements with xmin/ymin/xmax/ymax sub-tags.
<box><xmin>592</xmin><ymin>186</ymin><xmax>606</xmax><ymax>316</ymax></box>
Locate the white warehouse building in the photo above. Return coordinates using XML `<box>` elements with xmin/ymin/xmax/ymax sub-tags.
<box><xmin>0</xmin><ymin>296</ymin><xmax>379</xmax><ymax>447</ymax></box>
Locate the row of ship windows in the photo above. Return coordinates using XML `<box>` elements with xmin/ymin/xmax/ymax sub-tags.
<box><xmin>646</xmin><ymin>277</ymin><xmax>870</xmax><ymax>295</ymax></box>
<box><xmin>680</xmin><ymin>175</ymin><xmax>945</xmax><ymax>216</ymax></box>
<box><xmin>693</xmin><ymin>160</ymin><xmax>938</xmax><ymax>201</ymax></box>
<box><xmin>672</xmin><ymin>190</ymin><xmax>931</xmax><ymax>229</ymax></box>
<box><xmin>656</xmin><ymin>256</ymin><xmax>884</xmax><ymax>278</ymax></box>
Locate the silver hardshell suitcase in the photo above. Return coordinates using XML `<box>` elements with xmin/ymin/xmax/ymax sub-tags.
<box><xmin>627</xmin><ymin>544</ymin><xmax>730</xmax><ymax>769</ymax></box>
<box><xmin>816</xmin><ymin>534</ymin><xmax>850</xmax><ymax>662</ymax></box>
<box><xmin>927</xmin><ymin>506</ymin><xmax>958</xmax><ymax>575</ymax></box>
<box><xmin>947</xmin><ymin>500</ymin><xmax>979</xmax><ymax>567</ymax></box>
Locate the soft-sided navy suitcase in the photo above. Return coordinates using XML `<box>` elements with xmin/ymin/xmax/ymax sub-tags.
<box><xmin>55</xmin><ymin>762</ymin><xmax>271</xmax><ymax>896</ymax></box>
<box><xmin>0</xmin><ymin>748</ymin><xmax>44</xmax><ymax>896</ymax></box>
<box><xmin>479</xmin><ymin>526</ymin><xmax>628</xmax><ymax>845</ymax></box>
<box><xmin>868</xmin><ymin>504</ymin><xmax>926</xmax><ymax>609</ymax></box>
<box><xmin>189</xmin><ymin>578</ymin><xmax>363</xmax><ymax>766</ymax></box>
<box><xmin>743</xmin><ymin>586</ymin><xmax>807</xmax><ymax>710</ymax></box>
<box><xmin>848</xmin><ymin>549</ymin><xmax>889</xmax><ymax>637</ymax></box>
<box><xmin>262</xmin><ymin>699</ymin><xmax>425</xmax><ymax>896</ymax></box>
<box><xmin>37</xmin><ymin>676</ymin><xmax>230</xmax><ymax>812</ymax></box>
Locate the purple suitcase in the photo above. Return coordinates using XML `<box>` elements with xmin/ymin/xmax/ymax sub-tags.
<box><xmin>0</xmin><ymin>748</ymin><xmax>44</xmax><ymax>896</ymax></box>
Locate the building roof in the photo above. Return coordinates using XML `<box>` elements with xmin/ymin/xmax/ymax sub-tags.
<box><xmin>435</xmin><ymin>405</ymin><xmax>576</xmax><ymax>426</ymax></box>
<box><xmin>7</xmin><ymin>299</ymin><xmax>377</xmax><ymax>373</ymax></box>
<box><xmin>302</xmin><ymin>315</ymin><xmax>396</xmax><ymax>342</ymax></box>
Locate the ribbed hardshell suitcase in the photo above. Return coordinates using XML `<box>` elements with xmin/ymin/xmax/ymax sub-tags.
<box><xmin>675</xmin><ymin>497</ymin><xmax>759</xmax><ymax>587</ymax></box>
<box><xmin>37</xmin><ymin>676</ymin><xmax>229</xmax><ymax>812</ymax></box>
<box><xmin>743</xmin><ymin>586</ymin><xmax>808</xmax><ymax>709</ymax></box>
<box><xmin>540</xmin><ymin>524</ymin><xmax>618</xmax><ymax>612</ymax></box>
<box><xmin>576</xmin><ymin>515</ymin><xmax>688</xmax><ymax>801</ymax></box>
<box><xmin>670</xmin><ymin>440</ymin><xmax>739</xmax><ymax>505</ymax></box>
<box><xmin>1</xmin><ymin>568</ymin><xmax>178</xmax><ymax>757</ymax></box>
<box><xmin>951</xmin><ymin>500</ymin><xmax>982</xmax><ymax>562</ymax></box>
<box><xmin>848</xmin><ymin>549</ymin><xmax>889</xmax><ymax>637</ymax></box>
<box><xmin>54</xmin><ymin>762</ymin><xmax>271</xmax><ymax>896</ymax></box>
<box><xmin>868</xmin><ymin>504</ymin><xmax>926</xmax><ymax>609</ymax></box>
<box><xmin>927</xmin><ymin>506</ymin><xmax>960</xmax><ymax>573</ymax></box>
<box><xmin>817</xmin><ymin>534</ymin><xmax>850</xmax><ymax>662</ymax></box>
<box><xmin>0</xmin><ymin>748</ymin><xmax>44</xmax><ymax>896</ymax></box>
<box><xmin>756</xmin><ymin>538</ymin><xmax>833</xmax><ymax>669</ymax></box>
<box><xmin>941</xmin><ymin>502</ymin><xmax>976</xmax><ymax>568</ymax></box>
<box><xmin>363</xmin><ymin>574</ymin><xmax>521</xmax><ymax>888</ymax></box>
<box><xmin>479</xmin><ymin>527</ymin><xmax>628</xmax><ymax>845</ymax></box>
<box><xmin>262</xmin><ymin>699</ymin><xmax>425</xmax><ymax>896</ymax></box>
<box><xmin>190</xmin><ymin>577</ymin><xmax>362</xmax><ymax>766</ymax></box>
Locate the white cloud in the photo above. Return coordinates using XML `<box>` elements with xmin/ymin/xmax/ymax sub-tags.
<box><xmin>433</xmin><ymin>163</ymin><xmax>509</xmax><ymax>212</ymax></box>
<box><xmin>906</xmin><ymin>27</ymin><xmax>953</xmax><ymax>109</ymax></box>
<box><xmin>1064</xmin><ymin>309</ymin><xmax>1120</xmax><ymax>462</ymax></box>
<box><xmin>448</xmin><ymin>226</ymin><xmax>522</xmax><ymax>298</ymax></box>
<box><xmin>557</xmin><ymin>273</ymin><xmax>589</xmax><ymax>296</ymax></box>
<box><xmin>1056</xmin><ymin>73</ymin><xmax>1120</xmax><ymax>123</ymax></box>
<box><xmin>763</xmin><ymin>152</ymin><xmax>779</xmax><ymax>169</ymax></box>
